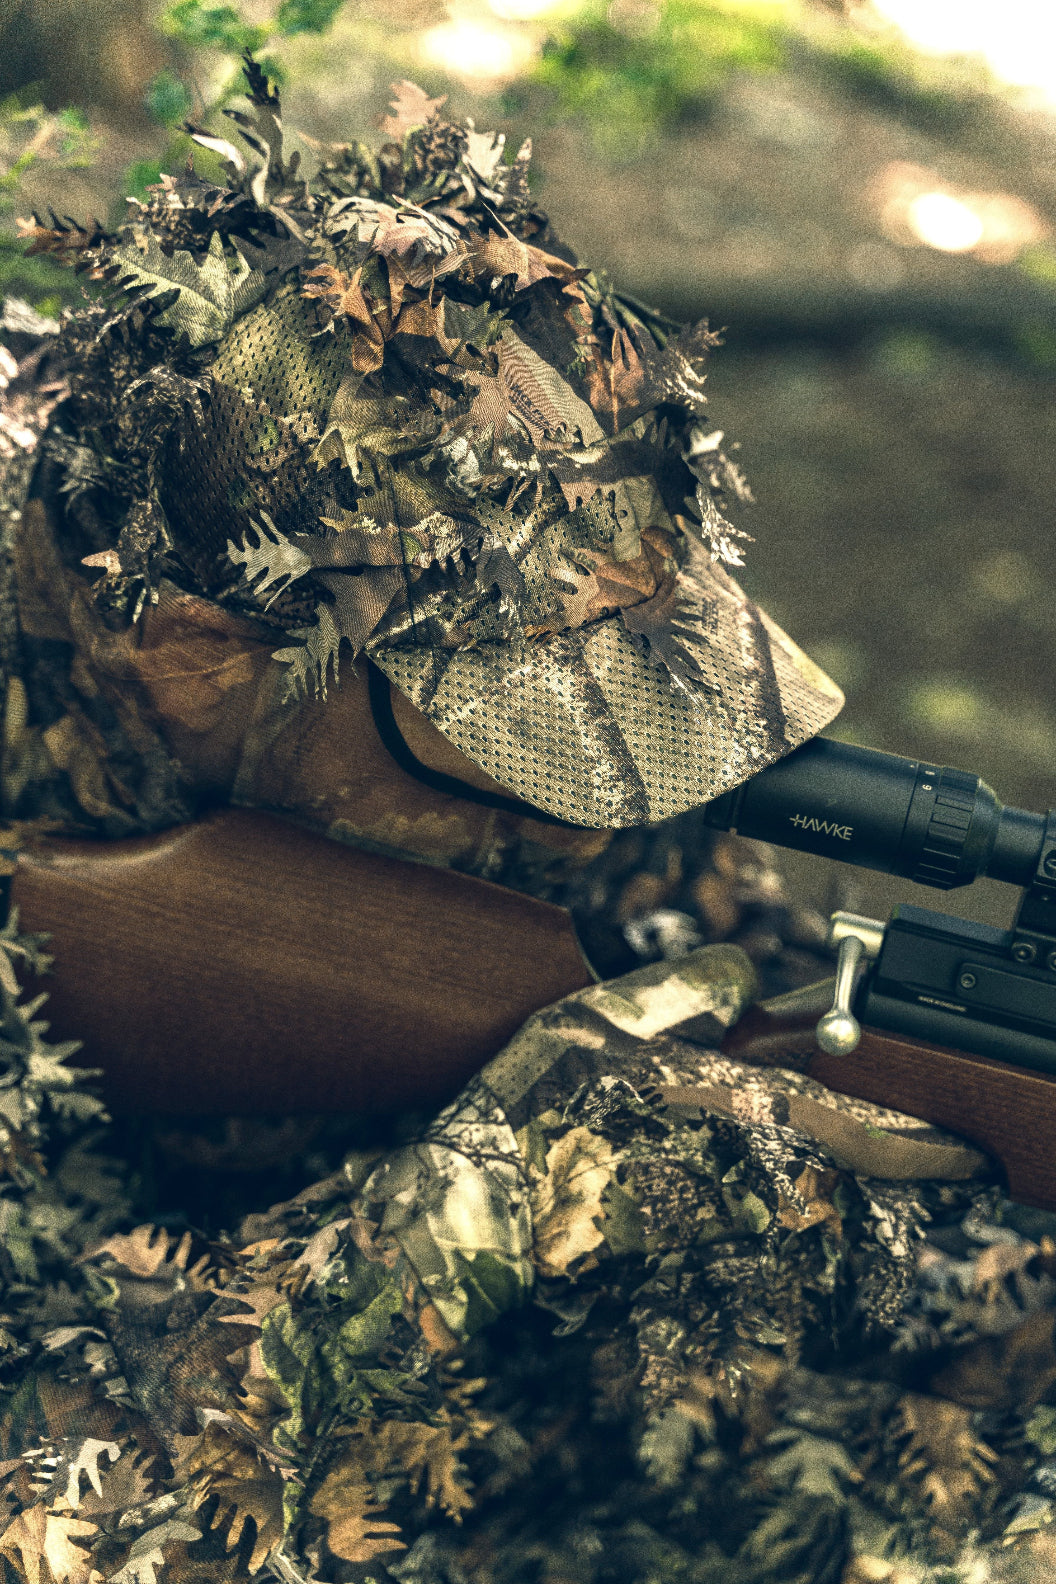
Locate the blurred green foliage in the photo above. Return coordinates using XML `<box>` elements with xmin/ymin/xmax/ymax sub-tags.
<box><xmin>0</xmin><ymin>99</ymin><xmax>101</xmax><ymax>313</ymax></box>
<box><xmin>144</xmin><ymin>69</ymin><xmax>195</xmax><ymax>128</ymax></box>
<box><xmin>159</xmin><ymin>1</ymin><xmax>270</xmax><ymax>55</ymax></box>
<box><xmin>522</xmin><ymin>0</ymin><xmax>997</xmax><ymax>153</ymax></box>
<box><xmin>157</xmin><ymin>0</ymin><xmax>345</xmax><ymax>73</ymax></box>
<box><xmin>276</xmin><ymin>0</ymin><xmax>347</xmax><ymax>37</ymax></box>
<box><xmin>529</xmin><ymin>0</ymin><xmax>783</xmax><ymax>153</ymax></box>
<box><xmin>812</xmin><ymin>34</ymin><xmax>972</xmax><ymax>134</ymax></box>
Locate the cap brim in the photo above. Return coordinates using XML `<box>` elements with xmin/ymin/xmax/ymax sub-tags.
<box><xmin>370</xmin><ymin>562</ymin><xmax>843</xmax><ymax>829</ymax></box>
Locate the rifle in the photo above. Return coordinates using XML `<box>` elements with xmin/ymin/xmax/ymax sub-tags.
<box><xmin>9</xmin><ymin>736</ymin><xmax>1056</xmax><ymax>1209</ymax></box>
<box><xmin>705</xmin><ymin>737</ymin><xmax>1056</xmax><ymax>1209</ymax></box>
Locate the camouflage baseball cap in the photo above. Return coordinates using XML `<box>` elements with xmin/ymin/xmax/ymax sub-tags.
<box><xmin>21</xmin><ymin>62</ymin><xmax>842</xmax><ymax>829</ymax></box>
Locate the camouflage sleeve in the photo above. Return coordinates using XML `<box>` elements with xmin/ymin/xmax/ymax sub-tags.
<box><xmin>0</xmin><ymin>934</ymin><xmax>1005</xmax><ymax>1584</ymax></box>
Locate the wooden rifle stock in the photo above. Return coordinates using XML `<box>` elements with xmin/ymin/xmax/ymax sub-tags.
<box><xmin>11</xmin><ymin>810</ymin><xmax>1056</xmax><ymax>1209</ymax></box>
<box><xmin>722</xmin><ymin>1001</ymin><xmax>1056</xmax><ymax>1210</ymax></box>
<box><xmin>8</xmin><ymin>809</ymin><xmax>594</xmax><ymax>1115</ymax></box>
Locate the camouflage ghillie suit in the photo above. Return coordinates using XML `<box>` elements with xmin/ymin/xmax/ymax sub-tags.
<box><xmin>0</xmin><ymin>911</ymin><xmax>1053</xmax><ymax>1584</ymax></box>
<box><xmin>1</xmin><ymin>60</ymin><xmax>1056</xmax><ymax>1584</ymax></box>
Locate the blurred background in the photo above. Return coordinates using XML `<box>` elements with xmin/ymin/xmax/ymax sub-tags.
<box><xmin>2</xmin><ymin>0</ymin><xmax>1055</xmax><ymax>930</ymax></box>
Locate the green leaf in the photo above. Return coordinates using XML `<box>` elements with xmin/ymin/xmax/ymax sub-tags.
<box><xmin>449</xmin><ymin>1249</ymin><xmax>525</xmax><ymax>1336</ymax></box>
<box><xmin>326</xmin><ymin>1273</ymin><xmax>405</xmax><ymax>1363</ymax></box>
<box><xmin>597</xmin><ymin>1177</ymin><xmax>647</xmax><ymax>1257</ymax></box>
<box><xmin>260</xmin><ymin>1300</ymin><xmax>324</xmax><ymax>1446</ymax></box>
<box><xmin>725</xmin><ymin>1188</ymin><xmax>771</xmax><ymax>1235</ymax></box>
<box><xmin>276</xmin><ymin>0</ymin><xmax>345</xmax><ymax>37</ymax></box>
<box><xmin>1026</xmin><ymin>1404</ymin><xmax>1056</xmax><ymax>1456</ymax></box>
<box><xmin>55</xmin><ymin>107</ymin><xmax>97</xmax><ymax>167</ymax></box>
<box><xmin>158</xmin><ymin>0</ymin><xmax>269</xmax><ymax>54</ymax></box>
<box><xmin>107</xmin><ymin>228</ymin><xmax>271</xmax><ymax>348</ymax></box>
<box><xmin>145</xmin><ymin>70</ymin><xmax>193</xmax><ymax>128</ymax></box>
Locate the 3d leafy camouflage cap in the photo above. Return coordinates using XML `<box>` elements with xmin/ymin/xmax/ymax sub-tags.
<box><xmin>18</xmin><ymin>60</ymin><xmax>843</xmax><ymax>828</ymax></box>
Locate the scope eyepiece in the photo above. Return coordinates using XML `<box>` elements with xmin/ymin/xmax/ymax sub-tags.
<box><xmin>702</xmin><ymin>737</ymin><xmax>1045</xmax><ymax>890</ymax></box>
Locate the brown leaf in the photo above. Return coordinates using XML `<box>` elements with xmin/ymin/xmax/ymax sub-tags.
<box><xmin>309</xmin><ymin>1459</ymin><xmax>405</xmax><ymax>1563</ymax></box>
<box><xmin>0</xmin><ymin>1503</ymin><xmax>97</xmax><ymax>1584</ymax></box>
<box><xmin>893</xmin><ymin>1393</ymin><xmax>997</xmax><ymax>1538</ymax></box>
<box><xmin>775</xmin><ymin>1165</ymin><xmax>842</xmax><ymax>1236</ymax></box>
<box><xmin>468</xmin><ymin>227</ymin><xmax>587</xmax><ymax>295</ymax></box>
<box><xmin>302</xmin><ymin>263</ymin><xmax>374</xmax><ymax>328</ymax></box>
<box><xmin>928</xmin><ymin>1305</ymin><xmax>1056</xmax><ymax>1410</ymax></box>
<box><xmin>379</xmin><ymin>81</ymin><xmax>447</xmax><ymax>141</ymax></box>
<box><xmin>372</xmin><ymin>1421</ymin><xmax>475</xmax><ymax>1522</ymax></box>
<box><xmin>15</xmin><ymin>215</ymin><xmax>108</xmax><ymax>264</ymax></box>
<box><xmin>191</xmin><ymin>1461</ymin><xmax>285</xmax><ymax>1575</ymax></box>
<box><xmin>303</xmin><ymin>265</ymin><xmax>387</xmax><ymax>373</ymax></box>
<box><xmin>970</xmin><ymin>1239</ymin><xmax>1039</xmax><ymax>1294</ymax></box>
<box><xmin>384</xmin><ymin>249</ymin><xmax>464</xmax><ymax>316</ymax></box>
<box><xmin>85</xmin><ymin>1225</ymin><xmax>218</xmax><ymax>1289</ymax></box>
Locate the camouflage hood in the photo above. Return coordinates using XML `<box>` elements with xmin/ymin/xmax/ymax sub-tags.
<box><xmin>14</xmin><ymin>61</ymin><xmax>842</xmax><ymax>828</ymax></box>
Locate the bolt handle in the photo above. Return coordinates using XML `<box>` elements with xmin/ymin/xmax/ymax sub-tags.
<box><xmin>814</xmin><ymin>911</ymin><xmax>887</xmax><ymax>1057</ymax></box>
<box><xmin>816</xmin><ymin>935</ymin><xmax>866</xmax><ymax>1055</ymax></box>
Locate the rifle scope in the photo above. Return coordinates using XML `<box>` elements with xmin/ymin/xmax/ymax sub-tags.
<box><xmin>702</xmin><ymin>737</ymin><xmax>1045</xmax><ymax>891</ymax></box>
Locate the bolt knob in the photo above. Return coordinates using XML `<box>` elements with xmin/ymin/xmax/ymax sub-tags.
<box><xmin>816</xmin><ymin>1009</ymin><xmax>862</xmax><ymax>1056</ymax></box>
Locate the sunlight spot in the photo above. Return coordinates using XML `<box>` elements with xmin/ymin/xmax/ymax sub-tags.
<box><xmin>487</xmin><ymin>0</ymin><xmax>558</xmax><ymax>18</ymax></box>
<box><xmin>906</xmin><ymin>191</ymin><xmax>984</xmax><ymax>253</ymax></box>
<box><xmin>865</xmin><ymin>0</ymin><xmax>1056</xmax><ymax>108</ymax></box>
<box><xmin>419</xmin><ymin>19</ymin><xmax>535</xmax><ymax>82</ymax></box>
<box><xmin>874</xmin><ymin>162</ymin><xmax>1047</xmax><ymax>262</ymax></box>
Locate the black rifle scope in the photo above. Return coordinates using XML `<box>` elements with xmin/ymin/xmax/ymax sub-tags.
<box><xmin>702</xmin><ymin>737</ymin><xmax>1045</xmax><ymax>891</ymax></box>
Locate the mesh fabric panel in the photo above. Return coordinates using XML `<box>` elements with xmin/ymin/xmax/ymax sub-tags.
<box><xmin>372</xmin><ymin>579</ymin><xmax>844</xmax><ymax>828</ymax></box>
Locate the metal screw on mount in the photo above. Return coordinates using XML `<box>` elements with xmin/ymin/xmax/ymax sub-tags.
<box><xmin>1047</xmin><ymin>950</ymin><xmax>1056</xmax><ymax>973</ymax></box>
<box><xmin>1044</xmin><ymin>850</ymin><xmax>1056</xmax><ymax>880</ymax></box>
<box><xmin>959</xmin><ymin>971</ymin><xmax>977</xmax><ymax>991</ymax></box>
<box><xmin>1012</xmin><ymin>941</ymin><xmax>1038</xmax><ymax>964</ymax></box>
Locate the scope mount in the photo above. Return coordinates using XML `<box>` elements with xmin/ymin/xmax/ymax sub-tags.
<box><xmin>817</xmin><ymin>815</ymin><xmax>1056</xmax><ymax>1077</ymax></box>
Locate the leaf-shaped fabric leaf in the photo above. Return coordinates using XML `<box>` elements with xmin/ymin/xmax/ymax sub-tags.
<box><xmin>0</xmin><ymin>1503</ymin><xmax>97</xmax><ymax>1584</ymax></box>
<box><xmin>462</xmin><ymin>129</ymin><xmax>507</xmax><ymax>187</ymax></box>
<box><xmin>272</xmin><ymin>602</ymin><xmax>345</xmax><ymax>702</ymax></box>
<box><xmin>530</xmin><ymin>1126</ymin><xmax>616</xmax><ymax>1280</ymax></box>
<box><xmin>186</xmin><ymin>126</ymin><xmax>248</xmax><ymax>181</ymax></box>
<box><xmin>16</xmin><ymin>215</ymin><xmax>110</xmax><ymax>265</ymax></box>
<box><xmin>41</xmin><ymin>1437</ymin><xmax>121</xmax><ymax>1511</ymax></box>
<box><xmin>227</xmin><ymin>514</ymin><xmax>312</xmax><ymax>608</ymax></box>
<box><xmin>372</xmin><ymin>1420</ymin><xmax>474</xmax><ymax>1521</ymax></box>
<box><xmin>107</xmin><ymin>1517</ymin><xmax>204</xmax><ymax>1584</ymax></box>
<box><xmin>442</xmin><ymin>298</ymin><xmax>505</xmax><ymax>357</ymax></box>
<box><xmin>765</xmin><ymin>1431</ymin><xmax>860</xmax><ymax>1500</ymax></box>
<box><xmin>468</xmin><ymin>228</ymin><xmax>586</xmax><ymax>296</ymax></box>
<box><xmin>188</xmin><ymin>1441</ymin><xmax>285</xmax><ymax>1577</ymax></box>
<box><xmin>224</xmin><ymin>72</ymin><xmax>303</xmax><ymax>212</ymax></box>
<box><xmin>105</xmin><ymin>230</ymin><xmax>271</xmax><ymax>349</ymax></box>
<box><xmin>894</xmin><ymin>1393</ymin><xmax>998</xmax><ymax>1533</ymax></box>
<box><xmin>87</xmin><ymin>1224</ymin><xmax>217</xmax><ymax>1288</ymax></box>
<box><xmin>308</xmin><ymin>1459</ymin><xmax>405</xmax><ymax>1563</ymax></box>
<box><xmin>379</xmin><ymin>81</ymin><xmax>447</xmax><ymax>141</ymax></box>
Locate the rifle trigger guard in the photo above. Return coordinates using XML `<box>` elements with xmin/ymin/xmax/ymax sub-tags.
<box><xmin>815</xmin><ymin>912</ymin><xmax>886</xmax><ymax>1056</ymax></box>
